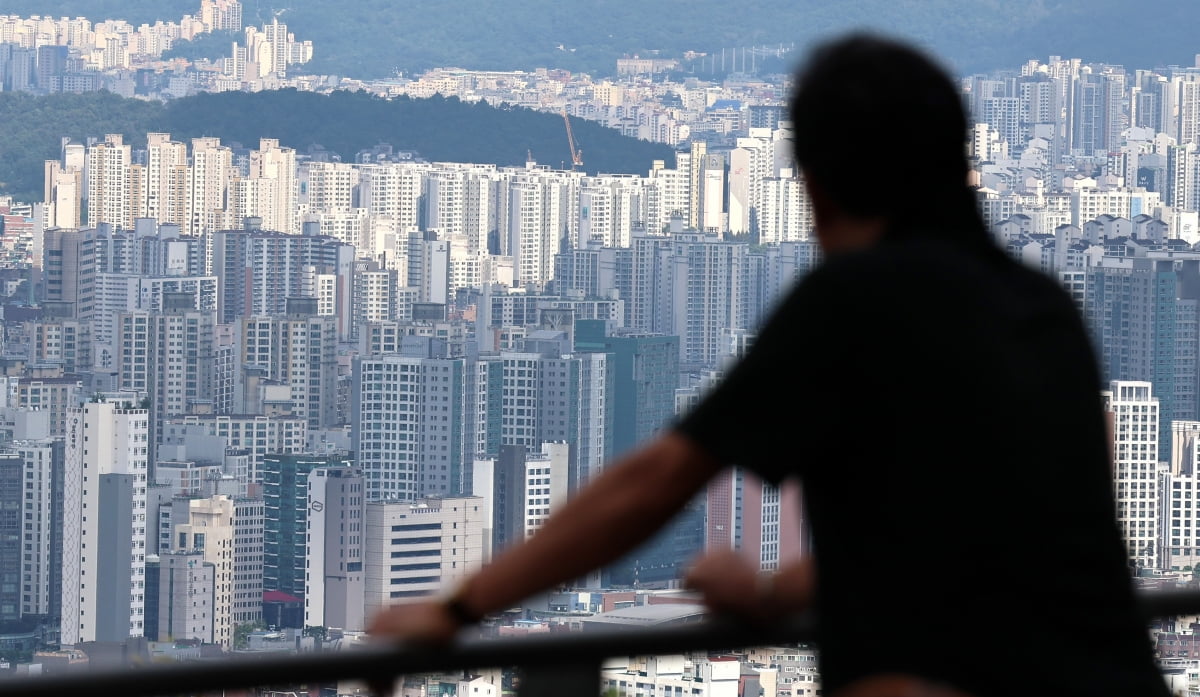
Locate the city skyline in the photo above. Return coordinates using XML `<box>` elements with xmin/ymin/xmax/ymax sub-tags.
<box><xmin>5</xmin><ymin>2</ymin><xmax>1200</xmax><ymax>696</ymax></box>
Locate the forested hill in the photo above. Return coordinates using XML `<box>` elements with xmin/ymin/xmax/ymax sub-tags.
<box><xmin>5</xmin><ymin>0</ymin><xmax>1200</xmax><ymax>78</ymax></box>
<box><xmin>0</xmin><ymin>89</ymin><xmax>675</xmax><ymax>202</ymax></box>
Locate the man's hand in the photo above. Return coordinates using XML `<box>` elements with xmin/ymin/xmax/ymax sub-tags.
<box><xmin>686</xmin><ymin>551</ymin><xmax>816</xmax><ymax>621</ymax></box>
<box><xmin>685</xmin><ymin>549</ymin><xmax>770</xmax><ymax>620</ymax></box>
<box><xmin>367</xmin><ymin>600</ymin><xmax>461</xmax><ymax>645</ymax></box>
<box><xmin>366</xmin><ymin>601</ymin><xmax>463</xmax><ymax>697</ymax></box>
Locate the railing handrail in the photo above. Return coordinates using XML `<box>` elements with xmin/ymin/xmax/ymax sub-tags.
<box><xmin>0</xmin><ymin>589</ymin><xmax>1196</xmax><ymax>697</ymax></box>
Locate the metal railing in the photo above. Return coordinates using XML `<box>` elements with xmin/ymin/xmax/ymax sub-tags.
<box><xmin>2</xmin><ymin>589</ymin><xmax>1198</xmax><ymax>697</ymax></box>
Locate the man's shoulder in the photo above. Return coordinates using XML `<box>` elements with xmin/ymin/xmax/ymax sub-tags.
<box><xmin>804</xmin><ymin>238</ymin><xmax>1066</xmax><ymax>303</ymax></box>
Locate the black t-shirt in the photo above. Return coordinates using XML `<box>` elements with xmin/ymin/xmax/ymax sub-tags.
<box><xmin>676</xmin><ymin>236</ymin><xmax>1168</xmax><ymax>697</ymax></box>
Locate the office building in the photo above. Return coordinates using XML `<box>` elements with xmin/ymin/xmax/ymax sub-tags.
<box><xmin>155</xmin><ymin>551</ymin><xmax>215</xmax><ymax>643</ymax></box>
<box><xmin>262</xmin><ymin>452</ymin><xmax>354</xmax><ymax>599</ymax></box>
<box><xmin>363</xmin><ymin>496</ymin><xmax>486</xmax><ymax>619</ymax></box>
<box><xmin>172</xmin><ymin>495</ymin><xmax>235</xmax><ymax>647</ymax></box>
<box><xmin>304</xmin><ymin>467</ymin><xmax>365</xmax><ymax>631</ymax></box>
<box><xmin>42</xmin><ymin>227</ymin><xmax>97</xmax><ymax>320</ymax></box>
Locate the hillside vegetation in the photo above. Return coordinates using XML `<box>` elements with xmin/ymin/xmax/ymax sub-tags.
<box><xmin>5</xmin><ymin>1</ymin><xmax>1198</xmax><ymax>77</ymax></box>
<box><xmin>0</xmin><ymin>89</ymin><xmax>675</xmax><ymax>202</ymax></box>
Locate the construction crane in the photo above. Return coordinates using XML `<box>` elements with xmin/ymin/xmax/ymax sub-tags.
<box><xmin>560</xmin><ymin>108</ymin><xmax>583</xmax><ymax>170</ymax></box>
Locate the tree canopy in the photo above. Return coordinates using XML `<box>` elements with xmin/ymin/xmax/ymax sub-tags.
<box><xmin>0</xmin><ymin>89</ymin><xmax>674</xmax><ymax>203</ymax></box>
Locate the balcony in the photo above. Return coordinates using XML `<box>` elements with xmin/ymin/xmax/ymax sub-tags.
<box><xmin>2</xmin><ymin>589</ymin><xmax>1199</xmax><ymax>697</ymax></box>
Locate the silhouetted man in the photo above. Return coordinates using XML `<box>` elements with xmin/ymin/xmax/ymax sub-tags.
<box><xmin>370</xmin><ymin>35</ymin><xmax>1170</xmax><ymax>697</ymax></box>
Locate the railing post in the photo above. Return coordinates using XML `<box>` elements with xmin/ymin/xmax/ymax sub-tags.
<box><xmin>518</xmin><ymin>659</ymin><xmax>603</xmax><ymax>697</ymax></box>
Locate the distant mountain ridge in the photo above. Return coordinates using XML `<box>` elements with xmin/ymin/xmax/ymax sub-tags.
<box><xmin>6</xmin><ymin>1</ymin><xmax>1200</xmax><ymax>78</ymax></box>
<box><xmin>0</xmin><ymin>89</ymin><xmax>674</xmax><ymax>202</ymax></box>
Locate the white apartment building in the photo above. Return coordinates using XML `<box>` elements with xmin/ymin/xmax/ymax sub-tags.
<box><xmin>240</xmin><ymin>309</ymin><xmax>339</xmax><ymax>429</ymax></box>
<box><xmin>352</xmin><ymin>354</ymin><xmax>467</xmax><ymax>500</ymax></box>
<box><xmin>645</xmin><ymin>166</ymin><xmax>688</xmax><ymax>232</ymax></box>
<box><xmin>14</xmin><ymin>439</ymin><xmax>60</xmax><ymax>617</ymax></box>
<box><xmin>246</xmin><ymin>138</ymin><xmax>298</xmax><ymax>233</ymax></box>
<box><xmin>359</xmin><ymin>163</ymin><xmax>429</xmax><ymax>229</ymax></box>
<box><xmin>164</xmin><ymin>415</ymin><xmax>307</xmax><ymax>484</ymax></box>
<box><xmin>601</xmin><ymin>655</ymin><xmax>744</xmax><ymax>697</ymax></box>
<box><xmin>86</xmin><ymin>134</ymin><xmax>131</xmax><ymax>229</ymax></box>
<box><xmin>508</xmin><ymin>171</ymin><xmax>580</xmax><ymax>288</ymax></box>
<box><xmin>758</xmin><ymin>172</ymin><xmax>813</xmax><ymax>244</ymax></box>
<box><xmin>94</xmin><ymin>274</ymin><xmax>218</xmax><ymax>355</ymax></box>
<box><xmin>61</xmin><ymin>401</ymin><xmax>149</xmax><ymax>646</ymax></box>
<box><xmin>363</xmin><ymin>496</ymin><xmax>486</xmax><ymax>619</ymax></box>
<box><xmin>472</xmin><ymin>441</ymin><xmax>569</xmax><ymax>544</ymax></box>
<box><xmin>143</xmin><ymin>133</ymin><xmax>188</xmax><ymax>226</ymax></box>
<box><xmin>1104</xmin><ymin>381</ymin><xmax>1165</xmax><ymax>569</ymax></box>
<box><xmin>233</xmin><ymin>497</ymin><xmax>264</xmax><ymax>625</ymax></box>
<box><xmin>1164</xmin><ymin>421</ymin><xmax>1200</xmax><ymax>571</ymax></box>
<box><xmin>305</xmin><ymin>161</ymin><xmax>358</xmax><ymax>213</ymax></box>
<box><xmin>187</xmin><ymin>137</ymin><xmax>234</xmax><ymax>239</ymax></box>
<box><xmin>312</xmin><ymin>209</ymin><xmax>371</xmax><ymax>249</ymax></box>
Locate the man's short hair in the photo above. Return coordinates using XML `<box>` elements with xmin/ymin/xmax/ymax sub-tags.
<box><xmin>789</xmin><ymin>34</ymin><xmax>970</xmax><ymax>224</ymax></box>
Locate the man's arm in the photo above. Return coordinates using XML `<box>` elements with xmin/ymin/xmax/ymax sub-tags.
<box><xmin>368</xmin><ymin>430</ymin><xmax>722</xmax><ymax>642</ymax></box>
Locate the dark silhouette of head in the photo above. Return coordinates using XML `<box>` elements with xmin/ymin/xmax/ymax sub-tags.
<box><xmin>789</xmin><ymin>34</ymin><xmax>986</xmax><ymax>244</ymax></box>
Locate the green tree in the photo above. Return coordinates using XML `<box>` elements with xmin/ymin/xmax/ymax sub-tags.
<box><xmin>302</xmin><ymin>625</ymin><xmax>327</xmax><ymax>642</ymax></box>
<box><xmin>234</xmin><ymin>621</ymin><xmax>265</xmax><ymax>650</ymax></box>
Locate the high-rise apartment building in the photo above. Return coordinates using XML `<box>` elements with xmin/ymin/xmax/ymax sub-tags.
<box><xmin>1164</xmin><ymin>421</ymin><xmax>1200</xmax><ymax>571</ymax></box>
<box><xmin>358</xmin><ymin>162</ymin><xmax>429</xmax><ymax>231</ymax></box>
<box><xmin>471</xmin><ymin>442</ymin><xmax>568</xmax><ymax>553</ymax></box>
<box><xmin>210</xmin><ymin>227</ymin><xmax>353</xmax><ymax>335</ymax></box>
<box><xmin>25</xmin><ymin>317</ymin><xmax>91</xmax><ymax>374</ymax></box>
<box><xmin>14</xmin><ymin>439</ymin><xmax>64</xmax><ymax>620</ymax></box>
<box><xmin>241</xmin><ymin>299</ymin><xmax>338</xmax><ymax>429</ymax></box>
<box><xmin>44</xmin><ymin>160</ymin><xmax>82</xmax><ymax>230</ymax></box>
<box><xmin>1086</xmin><ymin>258</ymin><xmax>1200</xmax><ymax>459</ymax></box>
<box><xmin>634</xmin><ymin>224</ymin><xmax>754</xmax><ymax>368</ymax></box>
<box><xmin>142</xmin><ymin>133</ymin><xmax>189</xmax><ymax>226</ymax></box>
<box><xmin>1103</xmin><ymin>381</ymin><xmax>1164</xmax><ymax>569</ymax></box>
<box><xmin>86</xmin><ymin>134</ymin><xmax>132</xmax><ymax>229</ymax></box>
<box><xmin>241</xmin><ymin>138</ymin><xmax>298</xmax><ymax>233</ymax></box>
<box><xmin>163</xmin><ymin>415</ymin><xmax>307</xmax><ymax>484</ymax></box>
<box><xmin>61</xmin><ymin>401</ymin><xmax>149</xmax><ymax>646</ymax></box>
<box><xmin>13</xmin><ymin>376</ymin><xmax>84</xmax><ymax>439</ymax></box>
<box><xmin>233</xmin><ymin>497</ymin><xmax>264</xmax><ymax>625</ymax></box>
<box><xmin>508</xmin><ymin>170</ymin><xmax>580</xmax><ymax>288</ymax></box>
<box><xmin>575</xmin><ymin>321</ymin><xmax>677</xmax><ymax>461</ymax></box>
<box><xmin>352</xmin><ymin>349</ymin><xmax>468</xmax><ymax>501</ymax></box>
<box><xmin>118</xmin><ymin>293</ymin><xmax>216</xmax><ymax>453</ymax></box>
<box><xmin>0</xmin><ymin>453</ymin><xmax>22</xmax><ymax>623</ymax></box>
<box><xmin>188</xmin><ymin>137</ymin><xmax>235</xmax><ymax>239</ymax></box>
<box><xmin>474</xmin><ymin>341</ymin><xmax>612</xmax><ymax>490</ymax></box>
